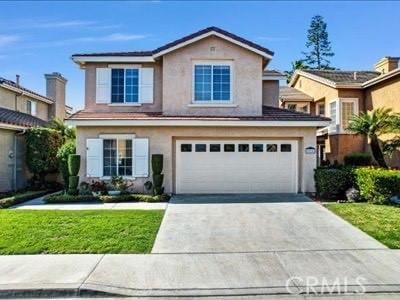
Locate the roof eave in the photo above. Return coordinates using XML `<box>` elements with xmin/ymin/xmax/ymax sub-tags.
<box><xmin>362</xmin><ymin>68</ymin><xmax>400</xmax><ymax>88</ymax></box>
<box><xmin>0</xmin><ymin>83</ymin><xmax>54</xmax><ymax>104</ymax></box>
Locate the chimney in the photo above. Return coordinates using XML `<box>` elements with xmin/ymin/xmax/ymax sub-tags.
<box><xmin>353</xmin><ymin>72</ymin><xmax>357</xmax><ymax>81</ymax></box>
<box><xmin>374</xmin><ymin>57</ymin><xmax>400</xmax><ymax>74</ymax></box>
<box><xmin>15</xmin><ymin>74</ymin><xmax>20</xmax><ymax>87</ymax></box>
<box><xmin>45</xmin><ymin>72</ymin><xmax>67</xmax><ymax>120</ymax></box>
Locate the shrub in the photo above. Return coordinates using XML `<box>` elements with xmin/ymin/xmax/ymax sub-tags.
<box><xmin>314</xmin><ymin>167</ymin><xmax>353</xmax><ymax>200</ymax></box>
<box><xmin>0</xmin><ymin>190</ymin><xmax>49</xmax><ymax>208</ymax></box>
<box><xmin>100</xmin><ymin>193</ymin><xmax>170</xmax><ymax>203</ymax></box>
<box><xmin>26</xmin><ymin>128</ymin><xmax>63</xmax><ymax>186</ymax></box>
<box><xmin>43</xmin><ymin>193</ymin><xmax>98</xmax><ymax>204</ymax></box>
<box><xmin>354</xmin><ymin>167</ymin><xmax>400</xmax><ymax>204</ymax></box>
<box><xmin>56</xmin><ymin>141</ymin><xmax>76</xmax><ymax>191</ymax></box>
<box><xmin>90</xmin><ymin>180</ymin><xmax>108</xmax><ymax>195</ymax></box>
<box><xmin>66</xmin><ymin>154</ymin><xmax>80</xmax><ymax>195</ymax></box>
<box><xmin>68</xmin><ymin>154</ymin><xmax>80</xmax><ymax>176</ymax></box>
<box><xmin>152</xmin><ymin>154</ymin><xmax>164</xmax><ymax>195</ymax></box>
<box><xmin>344</xmin><ymin>152</ymin><xmax>372</xmax><ymax>166</ymax></box>
<box><xmin>79</xmin><ymin>181</ymin><xmax>92</xmax><ymax>195</ymax></box>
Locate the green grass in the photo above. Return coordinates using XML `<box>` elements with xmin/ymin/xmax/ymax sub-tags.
<box><xmin>325</xmin><ymin>203</ymin><xmax>400</xmax><ymax>249</ymax></box>
<box><xmin>0</xmin><ymin>210</ymin><xmax>164</xmax><ymax>254</ymax></box>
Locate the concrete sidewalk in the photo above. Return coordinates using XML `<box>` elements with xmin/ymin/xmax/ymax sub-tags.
<box><xmin>1</xmin><ymin>250</ymin><xmax>400</xmax><ymax>297</ymax></box>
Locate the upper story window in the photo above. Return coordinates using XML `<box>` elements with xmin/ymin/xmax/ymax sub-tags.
<box><xmin>286</xmin><ymin>102</ymin><xmax>309</xmax><ymax>113</ymax></box>
<box><xmin>111</xmin><ymin>69</ymin><xmax>139</xmax><ymax>103</ymax></box>
<box><xmin>193</xmin><ymin>62</ymin><xmax>231</xmax><ymax>102</ymax></box>
<box><xmin>26</xmin><ymin>100</ymin><xmax>37</xmax><ymax>116</ymax></box>
<box><xmin>317</xmin><ymin>102</ymin><xmax>325</xmax><ymax>116</ymax></box>
<box><xmin>328</xmin><ymin>98</ymin><xmax>358</xmax><ymax>133</ymax></box>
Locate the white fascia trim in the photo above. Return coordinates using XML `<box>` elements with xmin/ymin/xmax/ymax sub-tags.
<box><xmin>362</xmin><ymin>68</ymin><xmax>400</xmax><ymax>88</ymax></box>
<box><xmin>0</xmin><ymin>84</ymin><xmax>54</xmax><ymax>104</ymax></box>
<box><xmin>66</xmin><ymin>119</ymin><xmax>330</xmax><ymax>128</ymax></box>
<box><xmin>72</xmin><ymin>56</ymin><xmax>155</xmax><ymax>64</ymax></box>
<box><xmin>0</xmin><ymin>123</ymin><xmax>26</xmax><ymax>130</ymax></box>
<box><xmin>152</xmin><ymin>31</ymin><xmax>273</xmax><ymax>59</ymax></box>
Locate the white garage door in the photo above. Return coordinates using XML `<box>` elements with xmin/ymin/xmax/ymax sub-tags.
<box><xmin>176</xmin><ymin>140</ymin><xmax>298</xmax><ymax>194</ymax></box>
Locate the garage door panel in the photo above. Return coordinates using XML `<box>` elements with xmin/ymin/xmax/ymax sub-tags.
<box><xmin>176</xmin><ymin>140</ymin><xmax>298</xmax><ymax>194</ymax></box>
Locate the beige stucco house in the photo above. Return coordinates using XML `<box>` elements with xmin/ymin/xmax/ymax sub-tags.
<box><xmin>0</xmin><ymin>73</ymin><xmax>70</xmax><ymax>192</ymax></box>
<box><xmin>67</xmin><ymin>27</ymin><xmax>329</xmax><ymax>194</ymax></box>
<box><xmin>283</xmin><ymin>57</ymin><xmax>400</xmax><ymax>167</ymax></box>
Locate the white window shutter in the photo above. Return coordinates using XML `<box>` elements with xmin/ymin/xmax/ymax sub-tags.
<box><xmin>139</xmin><ymin>68</ymin><xmax>154</xmax><ymax>104</ymax></box>
<box><xmin>96</xmin><ymin>68</ymin><xmax>111</xmax><ymax>103</ymax></box>
<box><xmin>86</xmin><ymin>139</ymin><xmax>103</xmax><ymax>177</ymax></box>
<box><xmin>134</xmin><ymin>138</ymin><xmax>149</xmax><ymax>177</ymax></box>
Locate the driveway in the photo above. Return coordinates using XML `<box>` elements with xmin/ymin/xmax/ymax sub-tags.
<box><xmin>152</xmin><ymin>194</ymin><xmax>385</xmax><ymax>253</ymax></box>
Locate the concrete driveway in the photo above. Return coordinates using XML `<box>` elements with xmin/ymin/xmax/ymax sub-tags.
<box><xmin>152</xmin><ymin>194</ymin><xmax>385</xmax><ymax>253</ymax></box>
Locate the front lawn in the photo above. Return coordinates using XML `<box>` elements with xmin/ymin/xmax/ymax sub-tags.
<box><xmin>0</xmin><ymin>210</ymin><xmax>164</xmax><ymax>254</ymax></box>
<box><xmin>325</xmin><ymin>203</ymin><xmax>400</xmax><ymax>249</ymax></box>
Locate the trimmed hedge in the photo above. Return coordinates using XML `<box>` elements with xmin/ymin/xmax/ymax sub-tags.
<box><xmin>43</xmin><ymin>193</ymin><xmax>171</xmax><ymax>204</ymax></box>
<box><xmin>354</xmin><ymin>167</ymin><xmax>400</xmax><ymax>204</ymax></box>
<box><xmin>43</xmin><ymin>194</ymin><xmax>99</xmax><ymax>204</ymax></box>
<box><xmin>100</xmin><ymin>194</ymin><xmax>170</xmax><ymax>203</ymax></box>
<box><xmin>344</xmin><ymin>152</ymin><xmax>372</xmax><ymax>166</ymax></box>
<box><xmin>314</xmin><ymin>167</ymin><xmax>353</xmax><ymax>200</ymax></box>
<box><xmin>0</xmin><ymin>190</ymin><xmax>50</xmax><ymax>208</ymax></box>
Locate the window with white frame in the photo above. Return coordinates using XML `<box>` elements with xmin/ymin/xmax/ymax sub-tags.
<box><xmin>193</xmin><ymin>63</ymin><xmax>231</xmax><ymax>102</ymax></box>
<box><xmin>329</xmin><ymin>101</ymin><xmax>337</xmax><ymax>129</ymax></box>
<box><xmin>317</xmin><ymin>102</ymin><xmax>325</xmax><ymax>116</ymax></box>
<box><xmin>26</xmin><ymin>100</ymin><xmax>37</xmax><ymax>116</ymax></box>
<box><xmin>111</xmin><ymin>69</ymin><xmax>139</xmax><ymax>103</ymax></box>
<box><xmin>103</xmin><ymin>138</ymin><xmax>133</xmax><ymax>177</ymax></box>
<box><xmin>341</xmin><ymin>100</ymin><xmax>357</xmax><ymax>131</ymax></box>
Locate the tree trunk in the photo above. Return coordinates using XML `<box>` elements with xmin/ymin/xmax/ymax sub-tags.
<box><xmin>370</xmin><ymin>135</ymin><xmax>387</xmax><ymax>168</ymax></box>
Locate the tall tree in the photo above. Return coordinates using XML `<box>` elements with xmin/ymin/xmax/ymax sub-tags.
<box><xmin>303</xmin><ymin>15</ymin><xmax>334</xmax><ymax>69</ymax></box>
<box><xmin>285</xmin><ymin>60</ymin><xmax>308</xmax><ymax>83</ymax></box>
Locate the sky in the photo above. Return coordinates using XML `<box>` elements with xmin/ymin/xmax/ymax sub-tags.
<box><xmin>1</xmin><ymin>1</ymin><xmax>399</xmax><ymax>111</ymax></box>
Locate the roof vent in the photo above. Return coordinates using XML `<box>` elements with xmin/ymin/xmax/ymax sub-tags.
<box><xmin>353</xmin><ymin>72</ymin><xmax>357</xmax><ymax>81</ymax></box>
<box><xmin>15</xmin><ymin>74</ymin><xmax>20</xmax><ymax>87</ymax></box>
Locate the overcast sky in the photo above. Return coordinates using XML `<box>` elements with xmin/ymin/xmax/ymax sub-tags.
<box><xmin>1</xmin><ymin>1</ymin><xmax>399</xmax><ymax>110</ymax></box>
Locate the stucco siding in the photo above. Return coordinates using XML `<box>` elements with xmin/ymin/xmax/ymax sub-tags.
<box><xmin>76</xmin><ymin>126</ymin><xmax>317</xmax><ymax>194</ymax></box>
<box><xmin>262</xmin><ymin>81</ymin><xmax>279</xmax><ymax>107</ymax></box>
<box><xmin>162</xmin><ymin>36</ymin><xmax>263</xmax><ymax>116</ymax></box>
<box><xmin>84</xmin><ymin>61</ymin><xmax>163</xmax><ymax>113</ymax></box>
<box><xmin>0</xmin><ymin>86</ymin><xmax>50</xmax><ymax>121</ymax></box>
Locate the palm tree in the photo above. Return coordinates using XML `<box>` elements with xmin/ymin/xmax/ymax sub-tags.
<box><xmin>347</xmin><ymin>108</ymin><xmax>400</xmax><ymax>168</ymax></box>
<box><xmin>285</xmin><ymin>60</ymin><xmax>308</xmax><ymax>83</ymax></box>
<box><xmin>48</xmin><ymin>117</ymin><xmax>76</xmax><ymax>142</ymax></box>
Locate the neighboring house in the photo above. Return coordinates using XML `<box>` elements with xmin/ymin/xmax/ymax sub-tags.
<box><xmin>67</xmin><ymin>27</ymin><xmax>329</xmax><ymax>194</ymax></box>
<box><xmin>0</xmin><ymin>73</ymin><xmax>70</xmax><ymax>192</ymax></box>
<box><xmin>282</xmin><ymin>56</ymin><xmax>400</xmax><ymax>167</ymax></box>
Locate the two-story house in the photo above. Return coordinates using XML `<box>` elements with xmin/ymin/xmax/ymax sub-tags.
<box><xmin>67</xmin><ymin>27</ymin><xmax>329</xmax><ymax>194</ymax></box>
<box><xmin>0</xmin><ymin>72</ymin><xmax>70</xmax><ymax>192</ymax></box>
<box><xmin>282</xmin><ymin>57</ymin><xmax>400</xmax><ymax>167</ymax></box>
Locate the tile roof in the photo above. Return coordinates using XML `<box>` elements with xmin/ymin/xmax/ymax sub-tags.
<box><xmin>302</xmin><ymin>70</ymin><xmax>380</xmax><ymax>84</ymax></box>
<box><xmin>279</xmin><ymin>86</ymin><xmax>313</xmax><ymax>101</ymax></box>
<box><xmin>68</xmin><ymin>106</ymin><xmax>329</xmax><ymax>122</ymax></box>
<box><xmin>72</xmin><ymin>26</ymin><xmax>274</xmax><ymax>58</ymax></box>
<box><xmin>0</xmin><ymin>107</ymin><xmax>47</xmax><ymax>128</ymax></box>
<box><xmin>0</xmin><ymin>77</ymin><xmax>53</xmax><ymax>102</ymax></box>
<box><xmin>263</xmin><ymin>70</ymin><xmax>285</xmax><ymax>77</ymax></box>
